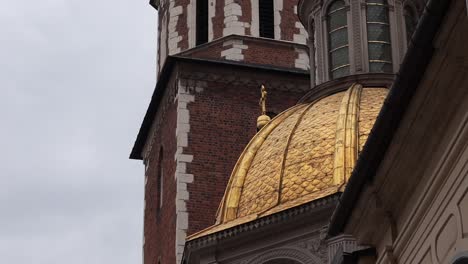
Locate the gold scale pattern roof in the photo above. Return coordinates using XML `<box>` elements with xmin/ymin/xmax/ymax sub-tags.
<box><xmin>189</xmin><ymin>84</ymin><xmax>388</xmax><ymax>240</ymax></box>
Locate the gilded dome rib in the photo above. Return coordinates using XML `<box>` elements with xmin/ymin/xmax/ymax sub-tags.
<box><xmin>333</xmin><ymin>84</ymin><xmax>362</xmax><ymax>187</ymax></box>
<box><xmin>276</xmin><ymin>101</ymin><xmax>318</xmax><ymax>211</ymax></box>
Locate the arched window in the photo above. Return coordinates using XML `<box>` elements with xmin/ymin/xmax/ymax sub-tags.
<box><xmin>196</xmin><ymin>0</ymin><xmax>209</xmax><ymax>45</ymax></box>
<box><xmin>366</xmin><ymin>0</ymin><xmax>393</xmax><ymax>73</ymax></box>
<box><xmin>327</xmin><ymin>0</ymin><xmax>350</xmax><ymax>79</ymax></box>
<box><xmin>156</xmin><ymin>149</ymin><xmax>164</xmax><ymax>216</ymax></box>
<box><xmin>259</xmin><ymin>0</ymin><xmax>275</xmax><ymax>38</ymax></box>
<box><xmin>404</xmin><ymin>5</ymin><xmax>418</xmax><ymax>44</ymax></box>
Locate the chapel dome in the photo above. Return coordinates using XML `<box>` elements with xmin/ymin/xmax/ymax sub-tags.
<box><xmin>188</xmin><ymin>83</ymin><xmax>388</xmax><ymax>240</ymax></box>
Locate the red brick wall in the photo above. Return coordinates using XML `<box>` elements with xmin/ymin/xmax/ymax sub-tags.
<box><xmin>280</xmin><ymin>0</ymin><xmax>300</xmax><ymax>41</ymax></box>
<box><xmin>143</xmin><ymin>94</ymin><xmax>178</xmax><ymax>264</ymax></box>
<box><xmin>213</xmin><ymin>0</ymin><xmax>225</xmax><ymax>39</ymax></box>
<box><xmin>243</xmin><ymin>40</ymin><xmax>297</xmax><ymax>68</ymax></box>
<box><xmin>181</xmin><ymin>36</ymin><xmax>306</xmax><ymax>69</ymax></box>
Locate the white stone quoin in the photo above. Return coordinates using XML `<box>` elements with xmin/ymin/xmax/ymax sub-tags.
<box><xmin>221</xmin><ymin>39</ymin><xmax>247</xmax><ymax>61</ymax></box>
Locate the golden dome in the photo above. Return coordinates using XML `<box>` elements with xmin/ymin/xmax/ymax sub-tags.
<box><xmin>188</xmin><ymin>84</ymin><xmax>388</xmax><ymax>240</ymax></box>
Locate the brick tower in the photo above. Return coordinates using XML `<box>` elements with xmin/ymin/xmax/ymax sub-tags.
<box><xmin>130</xmin><ymin>0</ymin><xmax>312</xmax><ymax>263</ymax></box>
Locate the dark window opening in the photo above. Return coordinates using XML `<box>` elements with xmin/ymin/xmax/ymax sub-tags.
<box><xmin>259</xmin><ymin>0</ymin><xmax>274</xmax><ymax>38</ymax></box>
<box><xmin>196</xmin><ymin>0</ymin><xmax>209</xmax><ymax>45</ymax></box>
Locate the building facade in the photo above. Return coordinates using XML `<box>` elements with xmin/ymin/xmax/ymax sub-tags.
<box><xmin>131</xmin><ymin>0</ymin><xmax>468</xmax><ymax>263</ymax></box>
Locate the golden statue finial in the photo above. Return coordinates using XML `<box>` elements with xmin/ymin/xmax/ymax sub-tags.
<box><xmin>259</xmin><ymin>85</ymin><xmax>267</xmax><ymax>115</ymax></box>
<box><xmin>257</xmin><ymin>85</ymin><xmax>271</xmax><ymax>130</ymax></box>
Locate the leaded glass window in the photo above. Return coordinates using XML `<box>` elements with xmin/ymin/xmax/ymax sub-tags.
<box><xmin>404</xmin><ymin>6</ymin><xmax>418</xmax><ymax>44</ymax></box>
<box><xmin>366</xmin><ymin>0</ymin><xmax>393</xmax><ymax>73</ymax></box>
<box><xmin>327</xmin><ymin>0</ymin><xmax>350</xmax><ymax>79</ymax></box>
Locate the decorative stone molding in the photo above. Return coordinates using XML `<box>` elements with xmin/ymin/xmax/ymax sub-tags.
<box><xmin>327</xmin><ymin>234</ymin><xmax>358</xmax><ymax>264</ymax></box>
<box><xmin>246</xmin><ymin>247</ymin><xmax>322</xmax><ymax>264</ymax></box>
<box><xmin>185</xmin><ymin>194</ymin><xmax>340</xmax><ymax>249</ymax></box>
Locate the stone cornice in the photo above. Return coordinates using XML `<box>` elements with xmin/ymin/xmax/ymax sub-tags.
<box><xmin>184</xmin><ymin>193</ymin><xmax>340</xmax><ymax>251</ymax></box>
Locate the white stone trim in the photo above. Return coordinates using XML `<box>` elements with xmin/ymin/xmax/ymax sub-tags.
<box><xmin>168</xmin><ymin>0</ymin><xmax>183</xmax><ymax>55</ymax></box>
<box><xmin>251</xmin><ymin>0</ymin><xmax>260</xmax><ymax>37</ymax></box>
<box><xmin>223</xmin><ymin>0</ymin><xmax>248</xmax><ymax>36</ymax></box>
<box><xmin>221</xmin><ymin>39</ymin><xmax>247</xmax><ymax>61</ymax></box>
<box><xmin>174</xmin><ymin>80</ymin><xmax>204</xmax><ymax>264</ymax></box>
<box><xmin>293</xmin><ymin>21</ymin><xmax>308</xmax><ymax>44</ymax></box>
<box><xmin>187</xmin><ymin>0</ymin><xmax>196</xmax><ymax>48</ymax></box>
<box><xmin>274</xmin><ymin>0</ymin><xmax>283</xmax><ymax>40</ymax></box>
<box><xmin>295</xmin><ymin>48</ymin><xmax>310</xmax><ymax>70</ymax></box>
<box><xmin>209</xmin><ymin>0</ymin><xmax>216</xmax><ymax>41</ymax></box>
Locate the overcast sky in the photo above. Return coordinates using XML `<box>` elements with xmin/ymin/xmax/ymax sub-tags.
<box><xmin>1</xmin><ymin>0</ymin><xmax>157</xmax><ymax>263</ymax></box>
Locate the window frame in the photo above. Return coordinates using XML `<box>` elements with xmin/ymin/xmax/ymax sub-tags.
<box><xmin>365</xmin><ymin>0</ymin><xmax>393</xmax><ymax>73</ymax></box>
<box><xmin>326</xmin><ymin>0</ymin><xmax>351</xmax><ymax>80</ymax></box>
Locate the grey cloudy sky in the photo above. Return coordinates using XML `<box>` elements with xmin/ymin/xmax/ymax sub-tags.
<box><xmin>1</xmin><ymin>0</ymin><xmax>156</xmax><ymax>263</ymax></box>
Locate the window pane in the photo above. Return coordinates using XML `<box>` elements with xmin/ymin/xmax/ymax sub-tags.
<box><xmin>329</xmin><ymin>28</ymin><xmax>348</xmax><ymax>50</ymax></box>
<box><xmin>369</xmin><ymin>62</ymin><xmax>392</xmax><ymax>72</ymax></box>
<box><xmin>330</xmin><ymin>47</ymin><xmax>349</xmax><ymax>69</ymax></box>
<box><xmin>368</xmin><ymin>42</ymin><xmax>392</xmax><ymax>61</ymax></box>
<box><xmin>367</xmin><ymin>5</ymin><xmax>389</xmax><ymax>23</ymax></box>
<box><xmin>329</xmin><ymin>9</ymin><xmax>347</xmax><ymax>31</ymax></box>
<box><xmin>367</xmin><ymin>24</ymin><xmax>391</xmax><ymax>42</ymax></box>
<box><xmin>367</xmin><ymin>0</ymin><xmax>386</xmax><ymax>3</ymax></box>
<box><xmin>332</xmin><ymin>66</ymin><xmax>350</xmax><ymax>79</ymax></box>
<box><xmin>329</xmin><ymin>0</ymin><xmax>345</xmax><ymax>11</ymax></box>
<box><xmin>328</xmin><ymin>0</ymin><xmax>349</xmax><ymax>80</ymax></box>
<box><xmin>367</xmin><ymin>0</ymin><xmax>392</xmax><ymax>73</ymax></box>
